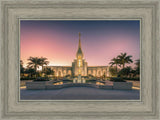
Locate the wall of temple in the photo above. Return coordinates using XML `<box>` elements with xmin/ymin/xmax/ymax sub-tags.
<box><xmin>43</xmin><ymin>66</ymin><xmax>72</xmax><ymax>77</ymax></box>
<box><xmin>44</xmin><ymin>65</ymin><xmax>110</xmax><ymax>77</ymax></box>
<box><xmin>72</xmin><ymin>59</ymin><xmax>87</xmax><ymax>76</ymax></box>
<box><xmin>87</xmin><ymin>66</ymin><xmax>110</xmax><ymax>77</ymax></box>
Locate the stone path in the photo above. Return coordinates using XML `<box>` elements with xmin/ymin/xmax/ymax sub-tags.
<box><xmin>20</xmin><ymin>87</ymin><xmax>140</xmax><ymax>100</ymax></box>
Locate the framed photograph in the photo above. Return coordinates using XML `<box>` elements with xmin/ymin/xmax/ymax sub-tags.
<box><xmin>0</xmin><ymin>0</ymin><xmax>159</xmax><ymax>120</ymax></box>
<box><xmin>20</xmin><ymin>20</ymin><xmax>140</xmax><ymax>100</ymax></box>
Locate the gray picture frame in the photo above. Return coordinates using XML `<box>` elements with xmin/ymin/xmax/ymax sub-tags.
<box><xmin>0</xmin><ymin>0</ymin><xmax>159</xmax><ymax>119</ymax></box>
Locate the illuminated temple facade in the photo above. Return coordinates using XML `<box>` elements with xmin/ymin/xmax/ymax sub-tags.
<box><xmin>44</xmin><ymin>33</ymin><xmax>110</xmax><ymax>77</ymax></box>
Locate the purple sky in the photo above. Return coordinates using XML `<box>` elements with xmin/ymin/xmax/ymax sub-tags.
<box><xmin>20</xmin><ymin>20</ymin><xmax>140</xmax><ymax>68</ymax></box>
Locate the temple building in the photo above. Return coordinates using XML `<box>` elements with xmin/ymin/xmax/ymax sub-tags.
<box><xmin>72</xmin><ymin>33</ymin><xmax>88</xmax><ymax>76</ymax></box>
<box><xmin>44</xmin><ymin>33</ymin><xmax>110</xmax><ymax>77</ymax></box>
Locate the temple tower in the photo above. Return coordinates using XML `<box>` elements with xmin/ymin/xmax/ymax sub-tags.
<box><xmin>76</xmin><ymin>32</ymin><xmax>84</xmax><ymax>75</ymax></box>
<box><xmin>72</xmin><ymin>33</ymin><xmax>88</xmax><ymax>76</ymax></box>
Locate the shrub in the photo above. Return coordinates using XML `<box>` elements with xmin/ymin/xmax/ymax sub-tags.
<box><xmin>34</xmin><ymin>77</ymin><xmax>49</xmax><ymax>81</ymax></box>
<box><xmin>20</xmin><ymin>77</ymin><xmax>35</xmax><ymax>80</ymax></box>
<box><xmin>86</xmin><ymin>79</ymin><xmax>97</xmax><ymax>83</ymax></box>
<box><xmin>62</xmin><ymin>79</ymin><xmax>72</xmax><ymax>83</ymax></box>
<box><xmin>110</xmin><ymin>77</ymin><xmax>126</xmax><ymax>82</ymax></box>
<box><xmin>118</xmin><ymin>67</ymin><xmax>132</xmax><ymax>77</ymax></box>
<box><xmin>122</xmin><ymin>77</ymin><xmax>140</xmax><ymax>81</ymax></box>
<box><xmin>109</xmin><ymin>67</ymin><xmax>118</xmax><ymax>76</ymax></box>
<box><xmin>83</xmin><ymin>76</ymin><xmax>89</xmax><ymax>78</ymax></box>
<box><xmin>65</xmin><ymin>74</ymin><xmax>71</xmax><ymax>77</ymax></box>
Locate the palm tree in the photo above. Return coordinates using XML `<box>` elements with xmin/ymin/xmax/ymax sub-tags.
<box><xmin>39</xmin><ymin>57</ymin><xmax>49</xmax><ymax>73</ymax></box>
<box><xmin>27</xmin><ymin>57</ymin><xmax>41</xmax><ymax>78</ymax></box>
<box><xmin>135</xmin><ymin>59</ymin><xmax>140</xmax><ymax>75</ymax></box>
<box><xmin>109</xmin><ymin>57</ymin><xmax>120</xmax><ymax>72</ymax></box>
<box><xmin>20</xmin><ymin>60</ymin><xmax>24</xmax><ymax>72</ymax></box>
<box><xmin>117</xmin><ymin>53</ymin><xmax>133</xmax><ymax>69</ymax></box>
<box><xmin>25</xmin><ymin>67</ymin><xmax>35</xmax><ymax>78</ymax></box>
<box><xmin>109</xmin><ymin>67</ymin><xmax>117</xmax><ymax>77</ymax></box>
<box><xmin>20</xmin><ymin>60</ymin><xmax>25</xmax><ymax>78</ymax></box>
<box><xmin>135</xmin><ymin>59</ymin><xmax>140</xmax><ymax>68</ymax></box>
<box><xmin>44</xmin><ymin>68</ymin><xmax>54</xmax><ymax>78</ymax></box>
<box><xmin>118</xmin><ymin>66</ymin><xmax>132</xmax><ymax>77</ymax></box>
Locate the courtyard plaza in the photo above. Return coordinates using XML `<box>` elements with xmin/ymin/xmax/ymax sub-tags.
<box><xmin>20</xmin><ymin>80</ymin><xmax>140</xmax><ymax>100</ymax></box>
<box><xmin>20</xmin><ymin>87</ymin><xmax>139</xmax><ymax>100</ymax></box>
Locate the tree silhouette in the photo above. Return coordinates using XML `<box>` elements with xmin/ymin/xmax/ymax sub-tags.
<box><xmin>27</xmin><ymin>57</ymin><xmax>41</xmax><ymax>78</ymax></box>
<box><xmin>117</xmin><ymin>53</ymin><xmax>133</xmax><ymax>69</ymax></box>
<box><xmin>44</xmin><ymin>68</ymin><xmax>54</xmax><ymax>78</ymax></box>
<box><xmin>135</xmin><ymin>59</ymin><xmax>140</xmax><ymax>75</ymax></box>
<box><xmin>39</xmin><ymin>57</ymin><xmax>49</xmax><ymax>73</ymax></box>
<box><xmin>109</xmin><ymin>67</ymin><xmax>117</xmax><ymax>77</ymax></box>
<box><xmin>118</xmin><ymin>66</ymin><xmax>132</xmax><ymax>77</ymax></box>
<box><xmin>20</xmin><ymin>60</ymin><xmax>25</xmax><ymax>78</ymax></box>
<box><xmin>109</xmin><ymin>57</ymin><xmax>120</xmax><ymax>72</ymax></box>
<box><xmin>25</xmin><ymin>67</ymin><xmax>35</xmax><ymax>78</ymax></box>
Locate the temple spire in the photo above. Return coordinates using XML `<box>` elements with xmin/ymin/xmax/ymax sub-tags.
<box><xmin>76</xmin><ymin>32</ymin><xmax>83</xmax><ymax>58</ymax></box>
<box><xmin>78</xmin><ymin>32</ymin><xmax>81</xmax><ymax>48</ymax></box>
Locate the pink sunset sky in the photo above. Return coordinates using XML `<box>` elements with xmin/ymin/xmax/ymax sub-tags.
<box><xmin>20</xmin><ymin>20</ymin><xmax>140</xmax><ymax>68</ymax></box>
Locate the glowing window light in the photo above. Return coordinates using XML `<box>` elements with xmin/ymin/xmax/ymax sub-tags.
<box><xmin>96</xmin><ymin>82</ymin><xmax>104</xmax><ymax>85</ymax></box>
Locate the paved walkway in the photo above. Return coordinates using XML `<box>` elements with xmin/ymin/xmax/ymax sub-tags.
<box><xmin>20</xmin><ymin>87</ymin><xmax>140</xmax><ymax>100</ymax></box>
